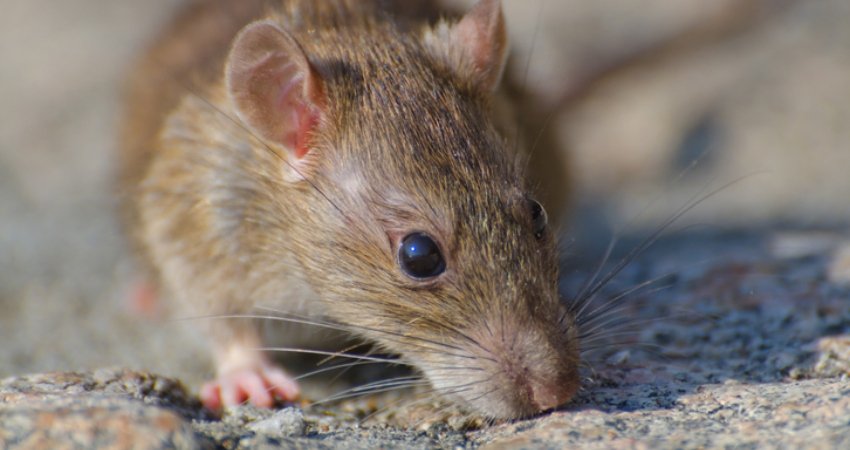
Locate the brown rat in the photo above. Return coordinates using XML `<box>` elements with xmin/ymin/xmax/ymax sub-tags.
<box><xmin>120</xmin><ymin>0</ymin><xmax>577</xmax><ymax>419</ymax></box>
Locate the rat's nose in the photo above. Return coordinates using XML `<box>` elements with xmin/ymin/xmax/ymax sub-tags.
<box><xmin>529</xmin><ymin>372</ymin><xmax>578</xmax><ymax>412</ymax></box>
<box><xmin>498</xmin><ymin>338</ymin><xmax>580</xmax><ymax>415</ymax></box>
<box><xmin>457</xmin><ymin>313</ymin><xmax>581</xmax><ymax>418</ymax></box>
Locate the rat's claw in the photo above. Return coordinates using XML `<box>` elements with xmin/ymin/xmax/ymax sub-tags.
<box><xmin>200</xmin><ymin>364</ymin><xmax>300</xmax><ymax>410</ymax></box>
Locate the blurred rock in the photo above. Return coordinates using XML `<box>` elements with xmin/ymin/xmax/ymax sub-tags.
<box><xmin>828</xmin><ymin>242</ymin><xmax>850</xmax><ymax>285</ymax></box>
<box><xmin>0</xmin><ymin>370</ymin><xmax>208</xmax><ymax>449</ymax></box>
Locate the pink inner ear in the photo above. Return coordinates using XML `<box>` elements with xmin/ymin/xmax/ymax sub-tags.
<box><xmin>227</xmin><ymin>20</ymin><xmax>325</xmax><ymax>162</ymax></box>
<box><xmin>293</xmin><ymin>105</ymin><xmax>319</xmax><ymax>159</ymax></box>
<box><xmin>294</xmin><ymin>106</ymin><xmax>319</xmax><ymax>159</ymax></box>
<box><xmin>274</xmin><ymin>72</ymin><xmax>320</xmax><ymax>159</ymax></box>
<box><xmin>451</xmin><ymin>0</ymin><xmax>507</xmax><ymax>91</ymax></box>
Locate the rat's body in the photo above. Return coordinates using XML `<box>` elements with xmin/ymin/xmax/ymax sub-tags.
<box><xmin>120</xmin><ymin>0</ymin><xmax>578</xmax><ymax>419</ymax></box>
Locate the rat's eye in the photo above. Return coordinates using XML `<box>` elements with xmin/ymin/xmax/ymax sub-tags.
<box><xmin>529</xmin><ymin>199</ymin><xmax>547</xmax><ymax>239</ymax></box>
<box><xmin>399</xmin><ymin>232</ymin><xmax>445</xmax><ymax>279</ymax></box>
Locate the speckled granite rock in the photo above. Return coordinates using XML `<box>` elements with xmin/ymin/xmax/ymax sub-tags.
<box><xmin>1</xmin><ymin>396</ymin><xmax>202</xmax><ymax>449</ymax></box>
<box><xmin>477</xmin><ymin>379</ymin><xmax>850</xmax><ymax>449</ymax></box>
<box><xmin>0</xmin><ymin>369</ymin><xmax>468</xmax><ymax>449</ymax></box>
<box><xmin>3</xmin><ymin>228</ymin><xmax>850</xmax><ymax>450</ymax></box>
<box><xmin>4</xmin><ymin>365</ymin><xmax>850</xmax><ymax>448</ymax></box>
<box><xmin>0</xmin><ymin>370</ymin><xmax>208</xmax><ymax>449</ymax></box>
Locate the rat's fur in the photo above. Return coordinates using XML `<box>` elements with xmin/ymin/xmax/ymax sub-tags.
<box><xmin>120</xmin><ymin>0</ymin><xmax>577</xmax><ymax>419</ymax></box>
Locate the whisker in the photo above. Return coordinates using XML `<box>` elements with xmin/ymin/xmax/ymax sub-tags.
<box><xmin>573</xmin><ymin>174</ymin><xmax>757</xmax><ymax>317</ymax></box>
<box><xmin>578</xmin><ymin>331</ymin><xmax>644</xmax><ymax>347</ymax></box>
<box><xmin>398</xmin><ymin>313</ymin><xmax>497</xmax><ymax>363</ymax></box>
<box><xmin>293</xmin><ymin>360</ymin><xmax>386</xmax><ymax>382</ymax></box>
<box><xmin>170</xmin><ymin>312</ymin><xmax>352</xmax><ymax>332</ymax></box>
<box><xmin>180</xmin><ymin>310</ymin><xmax>476</xmax><ymax>361</ymax></box>
<box><xmin>601</xmin><ymin>308</ymin><xmax>705</xmax><ymax>334</ymax></box>
<box><xmin>574</xmin><ymin>272</ymin><xmax>674</xmax><ymax>326</ymax></box>
<box><xmin>258</xmin><ymin>347</ymin><xmax>409</xmax><ymax>364</ymax></box>
<box><xmin>254</xmin><ymin>306</ymin><xmax>477</xmax><ymax>357</ymax></box>
<box><xmin>310</xmin><ymin>383</ymin><xmax>431</xmax><ymax>408</ymax></box>
<box><xmin>330</xmin><ymin>375</ymin><xmax>425</xmax><ymax>394</ymax></box>
<box><xmin>408</xmin><ymin>382</ymin><xmax>493</xmax><ymax>429</ymax></box>
<box><xmin>454</xmin><ymin>386</ymin><xmax>499</xmax><ymax>412</ymax></box>
<box><xmin>582</xmin><ymin>343</ymin><xmax>674</xmax><ymax>366</ymax></box>
<box><xmin>570</xmin><ymin>236</ymin><xmax>619</xmax><ymax>318</ymax></box>
<box><xmin>580</xmin><ymin>309</ymin><xmax>696</xmax><ymax>345</ymax></box>
<box><xmin>573</xmin><ymin>250</ymin><xmax>734</xmax><ymax>335</ymax></box>
<box><xmin>581</xmin><ymin>341</ymin><xmax>666</xmax><ymax>354</ymax></box>
<box><xmin>244</xmin><ymin>359</ymin><xmax>401</xmax><ymax>405</ymax></box>
<box><xmin>362</xmin><ymin>372</ymin><xmax>496</xmax><ymax>425</ymax></box>
<box><xmin>325</xmin><ymin>344</ymin><xmax>382</xmax><ymax>385</ymax></box>
<box><xmin>311</xmin><ymin>368</ymin><xmax>493</xmax><ymax>410</ymax></box>
<box><xmin>576</xmin><ymin>283</ymin><xmax>675</xmax><ymax>332</ymax></box>
<box><xmin>357</xmin><ymin>385</ymin><xmax>466</xmax><ymax>426</ymax></box>
<box><xmin>309</xmin><ymin>379</ymin><xmax>431</xmax><ymax>407</ymax></box>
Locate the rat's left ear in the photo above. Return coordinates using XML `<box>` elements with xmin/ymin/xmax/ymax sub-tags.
<box><xmin>426</xmin><ymin>0</ymin><xmax>508</xmax><ymax>93</ymax></box>
<box><xmin>226</xmin><ymin>20</ymin><xmax>326</xmax><ymax>165</ymax></box>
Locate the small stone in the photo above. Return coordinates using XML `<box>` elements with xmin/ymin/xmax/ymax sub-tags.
<box><xmin>223</xmin><ymin>404</ymin><xmax>272</xmax><ymax>426</ymax></box>
<box><xmin>828</xmin><ymin>242</ymin><xmax>850</xmax><ymax>285</ymax></box>
<box><xmin>770</xmin><ymin>352</ymin><xmax>797</xmax><ymax>372</ymax></box>
<box><xmin>788</xmin><ymin>367</ymin><xmax>806</xmax><ymax>380</ymax></box>
<box><xmin>247</xmin><ymin>407</ymin><xmax>306</xmax><ymax>438</ymax></box>
<box><xmin>606</xmin><ymin>350</ymin><xmax>632</xmax><ymax>365</ymax></box>
<box><xmin>769</xmin><ymin>231</ymin><xmax>845</xmax><ymax>259</ymax></box>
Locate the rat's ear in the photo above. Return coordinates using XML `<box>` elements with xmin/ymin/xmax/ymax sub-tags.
<box><xmin>427</xmin><ymin>0</ymin><xmax>508</xmax><ymax>92</ymax></box>
<box><xmin>226</xmin><ymin>20</ymin><xmax>325</xmax><ymax>161</ymax></box>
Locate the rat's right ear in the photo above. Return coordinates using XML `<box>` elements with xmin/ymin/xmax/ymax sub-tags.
<box><xmin>226</xmin><ymin>21</ymin><xmax>325</xmax><ymax>163</ymax></box>
<box><xmin>424</xmin><ymin>0</ymin><xmax>507</xmax><ymax>93</ymax></box>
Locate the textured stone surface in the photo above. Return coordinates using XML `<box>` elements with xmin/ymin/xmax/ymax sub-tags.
<box><xmin>1</xmin><ymin>397</ymin><xmax>202</xmax><ymax>449</ymax></box>
<box><xmin>3</xmin><ymin>229</ymin><xmax>850</xmax><ymax>448</ymax></box>
<box><xmin>0</xmin><ymin>370</ymin><xmax>208</xmax><ymax>449</ymax></box>
<box><xmin>477</xmin><ymin>379</ymin><xmax>850</xmax><ymax>449</ymax></box>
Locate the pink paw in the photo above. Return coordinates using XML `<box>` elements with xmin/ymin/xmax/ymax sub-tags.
<box><xmin>200</xmin><ymin>364</ymin><xmax>300</xmax><ymax>410</ymax></box>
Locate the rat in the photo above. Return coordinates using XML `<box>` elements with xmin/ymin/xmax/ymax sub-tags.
<box><xmin>119</xmin><ymin>0</ymin><xmax>578</xmax><ymax>420</ymax></box>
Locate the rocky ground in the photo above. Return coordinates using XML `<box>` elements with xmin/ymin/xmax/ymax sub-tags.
<box><xmin>4</xmin><ymin>228</ymin><xmax>850</xmax><ymax>448</ymax></box>
<box><xmin>2</xmin><ymin>0</ymin><xmax>850</xmax><ymax>449</ymax></box>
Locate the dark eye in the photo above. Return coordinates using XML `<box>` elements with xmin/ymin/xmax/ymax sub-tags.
<box><xmin>529</xmin><ymin>199</ymin><xmax>547</xmax><ymax>239</ymax></box>
<box><xmin>399</xmin><ymin>232</ymin><xmax>446</xmax><ymax>279</ymax></box>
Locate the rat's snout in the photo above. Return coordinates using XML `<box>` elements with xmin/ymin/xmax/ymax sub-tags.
<box><xmin>494</xmin><ymin>325</ymin><xmax>580</xmax><ymax>416</ymax></box>
<box><xmin>426</xmin><ymin>311</ymin><xmax>581</xmax><ymax>419</ymax></box>
<box><xmin>527</xmin><ymin>364</ymin><xmax>579</xmax><ymax>412</ymax></box>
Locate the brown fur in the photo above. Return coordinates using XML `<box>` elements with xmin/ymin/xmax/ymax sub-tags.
<box><xmin>120</xmin><ymin>0</ymin><xmax>577</xmax><ymax>419</ymax></box>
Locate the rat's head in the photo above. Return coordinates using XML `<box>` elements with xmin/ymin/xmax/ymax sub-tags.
<box><xmin>225</xmin><ymin>0</ymin><xmax>579</xmax><ymax>419</ymax></box>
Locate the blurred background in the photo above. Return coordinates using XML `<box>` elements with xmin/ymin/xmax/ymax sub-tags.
<box><xmin>1</xmin><ymin>0</ymin><xmax>848</xmax><ymax>388</ymax></box>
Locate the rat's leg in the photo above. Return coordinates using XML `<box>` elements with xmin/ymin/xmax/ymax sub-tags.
<box><xmin>199</xmin><ymin>324</ymin><xmax>300</xmax><ymax>410</ymax></box>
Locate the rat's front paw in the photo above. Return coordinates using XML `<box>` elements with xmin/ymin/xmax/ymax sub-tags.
<box><xmin>200</xmin><ymin>364</ymin><xmax>300</xmax><ymax>410</ymax></box>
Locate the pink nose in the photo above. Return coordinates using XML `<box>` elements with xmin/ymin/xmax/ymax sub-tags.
<box><xmin>530</xmin><ymin>375</ymin><xmax>579</xmax><ymax>412</ymax></box>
